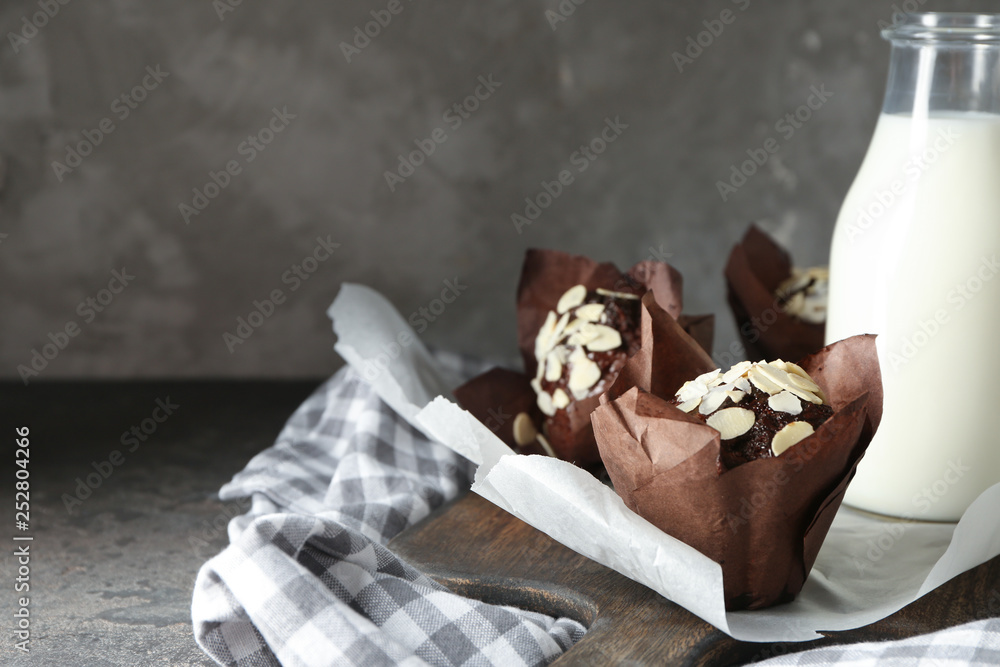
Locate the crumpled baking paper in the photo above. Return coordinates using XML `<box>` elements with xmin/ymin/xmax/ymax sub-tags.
<box><xmin>329</xmin><ymin>283</ymin><xmax>1000</xmax><ymax>642</ymax></box>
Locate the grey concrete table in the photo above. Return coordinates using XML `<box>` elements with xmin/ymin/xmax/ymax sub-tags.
<box><xmin>1</xmin><ymin>381</ymin><xmax>320</xmax><ymax>666</ymax></box>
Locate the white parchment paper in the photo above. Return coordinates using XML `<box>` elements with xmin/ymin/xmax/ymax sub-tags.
<box><xmin>329</xmin><ymin>284</ymin><xmax>1000</xmax><ymax>643</ymax></box>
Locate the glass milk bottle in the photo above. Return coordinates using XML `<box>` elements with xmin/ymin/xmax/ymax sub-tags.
<box><xmin>827</xmin><ymin>13</ymin><xmax>1000</xmax><ymax>521</ymax></box>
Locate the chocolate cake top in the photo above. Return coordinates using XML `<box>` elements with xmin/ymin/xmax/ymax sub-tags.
<box><xmin>530</xmin><ymin>284</ymin><xmax>643</xmax><ymax>417</ymax></box>
<box><xmin>671</xmin><ymin>359</ymin><xmax>833</xmax><ymax>471</ymax></box>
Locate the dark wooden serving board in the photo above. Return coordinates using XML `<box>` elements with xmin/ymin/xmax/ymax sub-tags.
<box><xmin>388</xmin><ymin>491</ymin><xmax>1000</xmax><ymax>665</ymax></box>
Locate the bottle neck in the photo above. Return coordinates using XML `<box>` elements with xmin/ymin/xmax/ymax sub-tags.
<box><xmin>882</xmin><ymin>40</ymin><xmax>1000</xmax><ymax>116</ymax></box>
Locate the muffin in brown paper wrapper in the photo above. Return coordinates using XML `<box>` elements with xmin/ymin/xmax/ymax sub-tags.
<box><xmin>454</xmin><ymin>248</ymin><xmax>714</xmax><ymax>467</ymax></box>
<box><xmin>592</xmin><ymin>293</ymin><xmax>882</xmax><ymax>610</ymax></box>
<box><xmin>725</xmin><ymin>224</ymin><xmax>825</xmax><ymax>362</ymax></box>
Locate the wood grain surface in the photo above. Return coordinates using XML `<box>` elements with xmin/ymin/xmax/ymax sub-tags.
<box><xmin>388</xmin><ymin>491</ymin><xmax>1000</xmax><ymax>665</ymax></box>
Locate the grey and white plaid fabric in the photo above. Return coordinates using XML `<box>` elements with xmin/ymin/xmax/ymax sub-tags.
<box><xmin>757</xmin><ymin>618</ymin><xmax>1000</xmax><ymax>666</ymax></box>
<box><xmin>192</xmin><ymin>359</ymin><xmax>1000</xmax><ymax>666</ymax></box>
<box><xmin>191</xmin><ymin>362</ymin><xmax>586</xmax><ymax>667</ymax></box>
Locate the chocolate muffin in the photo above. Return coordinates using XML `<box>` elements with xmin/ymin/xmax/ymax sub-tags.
<box><xmin>526</xmin><ymin>284</ymin><xmax>643</xmax><ymax>455</ymax></box>
<box><xmin>724</xmin><ymin>224</ymin><xmax>827</xmax><ymax>362</ymax></box>
<box><xmin>671</xmin><ymin>359</ymin><xmax>833</xmax><ymax>472</ymax></box>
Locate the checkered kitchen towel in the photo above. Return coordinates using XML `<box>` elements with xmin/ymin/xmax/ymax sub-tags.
<box><xmin>191</xmin><ymin>360</ymin><xmax>586</xmax><ymax>667</ymax></box>
<box><xmin>193</xmin><ymin>358</ymin><xmax>1000</xmax><ymax>666</ymax></box>
<box><xmin>756</xmin><ymin>618</ymin><xmax>1000</xmax><ymax>666</ymax></box>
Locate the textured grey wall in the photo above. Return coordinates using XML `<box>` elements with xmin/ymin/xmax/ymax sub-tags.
<box><xmin>1</xmin><ymin>0</ymin><xmax>993</xmax><ymax>379</ymax></box>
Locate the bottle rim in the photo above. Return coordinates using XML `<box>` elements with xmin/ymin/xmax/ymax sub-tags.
<box><xmin>882</xmin><ymin>12</ymin><xmax>1000</xmax><ymax>44</ymax></box>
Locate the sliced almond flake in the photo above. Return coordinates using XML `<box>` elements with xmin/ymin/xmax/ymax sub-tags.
<box><xmin>557</xmin><ymin>284</ymin><xmax>587</xmax><ymax>314</ymax></box>
<box><xmin>569</xmin><ymin>345</ymin><xmax>588</xmax><ymax>365</ymax></box>
<box><xmin>768</xmin><ymin>367</ymin><xmax>823</xmax><ymax>404</ymax></box>
<box><xmin>783</xmin><ymin>361</ymin><xmax>812</xmax><ymax>380</ymax></box>
<box><xmin>787</xmin><ymin>372</ymin><xmax>820</xmax><ymax>393</ymax></box>
<box><xmin>757</xmin><ymin>362</ymin><xmax>794</xmax><ymax>390</ymax></box>
<box><xmin>783</xmin><ymin>292</ymin><xmax>806</xmax><ymax>316</ymax></box>
<box><xmin>783</xmin><ymin>364</ymin><xmax>826</xmax><ymax>402</ymax></box>
<box><xmin>677</xmin><ymin>398</ymin><xmax>701</xmax><ymax>413</ymax></box>
<box><xmin>733</xmin><ymin>377</ymin><xmax>752</xmax><ymax>393</ymax></box>
<box><xmin>706</xmin><ymin>407</ymin><xmax>755</xmax><ymax>440</ymax></box>
<box><xmin>568</xmin><ymin>323</ymin><xmax>600</xmax><ymax>347</ymax></box>
<box><xmin>675</xmin><ymin>380</ymin><xmax>710</xmax><ymax>403</ymax></box>
<box><xmin>562</xmin><ymin>318</ymin><xmax>585</xmax><ymax>339</ymax></box>
<box><xmin>567</xmin><ymin>356</ymin><xmax>602</xmax><ymax>399</ymax></box>
<box><xmin>784</xmin><ymin>383</ymin><xmax>823</xmax><ymax>405</ymax></box>
<box><xmin>551</xmin><ymin>311</ymin><xmax>571</xmax><ymax>345</ymax></box>
<box><xmin>534</xmin><ymin>311</ymin><xmax>558</xmax><ymax>360</ymax></box>
<box><xmin>534</xmin><ymin>338</ymin><xmax>555</xmax><ymax>365</ymax></box>
<box><xmin>512</xmin><ymin>412</ymin><xmax>538</xmax><ymax>446</ymax></box>
<box><xmin>552</xmin><ymin>388</ymin><xmax>570</xmax><ymax>409</ymax></box>
<box><xmin>748</xmin><ymin>366</ymin><xmax>783</xmax><ymax>395</ymax></box>
<box><xmin>530</xmin><ymin>378</ymin><xmax>542</xmax><ymax>394</ymax></box>
<box><xmin>694</xmin><ymin>369</ymin><xmax>722</xmax><ymax>387</ymax></box>
<box><xmin>768</xmin><ymin>390</ymin><xmax>803</xmax><ymax>415</ymax></box>
<box><xmin>770</xmin><ymin>359</ymin><xmax>788</xmax><ymax>371</ymax></box>
<box><xmin>698</xmin><ymin>389</ymin><xmax>729</xmax><ymax>415</ymax></box>
<box><xmin>574</xmin><ymin>303</ymin><xmax>606</xmax><ymax>322</ymax></box>
<box><xmin>535</xmin><ymin>433</ymin><xmax>557</xmax><ymax>457</ymax></box>
<box><xmin>538</xmin><ymin>310</ymin><xmax>558</xmax><ymax>336</ymax></box>
<box><xmin>544</xmin><ymin>352</ymin><xmax>563</xmax><ymax>382</ymax></box>
<box><xmin>777</xmin><ymin>269</ymin><xmax>811</xmax><ymax>297</ymax></box>
<box><xmin>596</xmin><ymin>288</ymin><xmax>640</xmax><ymax>300</ymax></box>
<box><xmin>799</xmin><ymin>301</ymin><xmax>827</xmax><ymax>324</ymax></box>
<box><xmin>778</xmin><ymin>267</ymin><xmax>829</xmax><ymax>322</ymax></box>
<box><xmin>771</xmin><ymin>421</ymin><xmax>815</xmax><ymax>456</ymax></box>
<box><xmin>537</xmin><ymin>391</ymin><xmax>556</xmax><ymax>417</ymax></box>
<box><xmin>722</xmin><ymin>361</ymin><xmax>753</xmax><ymax>384</ymax></box>
<box><xmin>585</xmin><ymin>325</ymin><xmax>622</xmax><ymax>352</ymax></box>
<box><xmin>726</xmin><ymin>389</ymin><xmax>746</xmax><ymax>403</ymax></box>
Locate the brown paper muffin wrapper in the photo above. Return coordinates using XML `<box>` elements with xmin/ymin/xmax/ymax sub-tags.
<box><xmin>456</xmin><ymin>248</ymin><xmax>714</xmax><ymax>466</ymax></box>
<box><xmin>593</xmin><ymin>293</ymin><xmax>882</xmax><ymax>610</ymax></box>
<box><xmin>724</xmin><ymin>224</ymin><xmax>825</xmax><ymax>362</ymax></box>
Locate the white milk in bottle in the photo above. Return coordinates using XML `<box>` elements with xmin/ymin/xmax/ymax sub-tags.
<box><xmin>826</xmin><ymin>14</ymin><xmax>1000</xmax><ymax>521</ymax></box>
